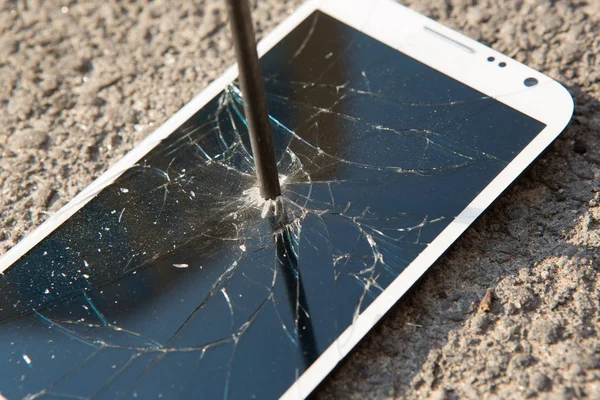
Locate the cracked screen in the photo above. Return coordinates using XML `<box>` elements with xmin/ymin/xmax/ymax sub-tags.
<box><xmin>0</xmin><ymin>11</ymin><xmax>545</xmax><ymax>400</ymax></box>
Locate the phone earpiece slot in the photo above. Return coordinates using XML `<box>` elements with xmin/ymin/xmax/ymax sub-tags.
<box><xmin>423</xmin><ymin>26</ymin><xmax>475</xmax><ymax>54</ymax></box>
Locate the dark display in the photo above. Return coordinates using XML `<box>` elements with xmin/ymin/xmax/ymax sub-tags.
<box><xmin>0</xmin><ymin>11</ymin><xmax>544</xmax><ymax>400</ymax></box>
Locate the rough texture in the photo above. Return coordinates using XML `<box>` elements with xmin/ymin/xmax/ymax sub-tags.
<box><xmin>1</xmin><ymin>0</ymin><xmax>599</xmax><ymax>399</ymax></box>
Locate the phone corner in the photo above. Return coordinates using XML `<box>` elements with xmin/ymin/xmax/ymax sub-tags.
<box><xmin>552</xmin><ymin>78</ymin><xmax>576</xmax><ymax>129</ymax></box>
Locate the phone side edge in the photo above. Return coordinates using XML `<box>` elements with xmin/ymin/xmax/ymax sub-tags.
<box><xmin>0</xmin><ymin>1</ymin><xmax>321</xmax><ymax>273</ymax></box>
<box><xmin>280</xmin><ymin>94</ymin><xmax>573</xmax><ymax>400</ymax></box>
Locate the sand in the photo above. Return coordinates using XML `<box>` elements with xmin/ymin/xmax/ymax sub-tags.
<box><xmin>1</xmin><ymin>1</ymin><xmax>599</xmax><ymax>398</ymax></box>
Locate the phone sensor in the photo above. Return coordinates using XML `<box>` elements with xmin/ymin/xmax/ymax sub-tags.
<box><xmin>524</xmin><ymin>77</ymin><xmax>539</xmax><ymax>87</ymax></box>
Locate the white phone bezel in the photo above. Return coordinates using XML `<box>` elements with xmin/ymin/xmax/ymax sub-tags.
<box><xmin>0</xmin><ymin>0</ymin><xmax>573</xmax><ymax>399</ymax></box>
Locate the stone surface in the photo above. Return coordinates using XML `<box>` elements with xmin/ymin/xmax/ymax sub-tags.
<box><xmin>1</xmin><ymin>1</ymin><xmax>599</xmax><ymax>399</ymax></box>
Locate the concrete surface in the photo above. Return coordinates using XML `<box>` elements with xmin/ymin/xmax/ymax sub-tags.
<box><xmin>1</xmin><ymin>0</ymin><xmax>599</xmax><ymax>398</ymax></box>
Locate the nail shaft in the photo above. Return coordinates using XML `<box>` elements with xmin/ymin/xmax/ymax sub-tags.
<box><xmin>225</xmin><ymin>0</ymin><xmax>281</xmax><ymax>200</ymax></box>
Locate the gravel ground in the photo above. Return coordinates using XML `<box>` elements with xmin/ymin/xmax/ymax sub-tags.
<box><xmin>1</xmin><ymin>0</ymin><xmax>599</xmax><ymax>399</ymax></box>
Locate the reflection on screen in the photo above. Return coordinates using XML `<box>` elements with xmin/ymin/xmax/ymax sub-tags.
<box><xmin>0</xmin><ymin>11</ymin><xmax>544</xmax><ymax>400</ymax></box>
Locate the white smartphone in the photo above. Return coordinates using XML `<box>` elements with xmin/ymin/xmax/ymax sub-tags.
<box><xmin>0</xmin><ymin>0</ymin><xmax>573</xmax><ymax>399</ymax></box>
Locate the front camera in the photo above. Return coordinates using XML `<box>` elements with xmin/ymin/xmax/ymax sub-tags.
<box><xmin>524</xmin><ymin>77</ymin><xmax>538</xmax><ymax>87</ymax></box>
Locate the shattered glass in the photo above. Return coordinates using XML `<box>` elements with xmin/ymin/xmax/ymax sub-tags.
<box><xmin>0</xmin><ymin>11</ymin><xmax>545</xmax><ymax>400</ymax></box>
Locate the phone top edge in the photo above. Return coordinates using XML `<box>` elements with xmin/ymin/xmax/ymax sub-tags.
<box><xmin>316</xmin><ymin>0</ymin><xmax>574</xmax><ymax>129</ymax></box>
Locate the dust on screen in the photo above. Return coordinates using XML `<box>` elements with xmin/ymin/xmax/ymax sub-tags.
<box><xmin>0</xmin><ymin>10</ymin><xmax>544</xmax><ymax>400</ymax></box>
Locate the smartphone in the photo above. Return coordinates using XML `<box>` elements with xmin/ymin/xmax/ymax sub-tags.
<box><xmin>0</xmin><ymin>0</ymin><xmax>573</xmax><ymax>399</ymax></box>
